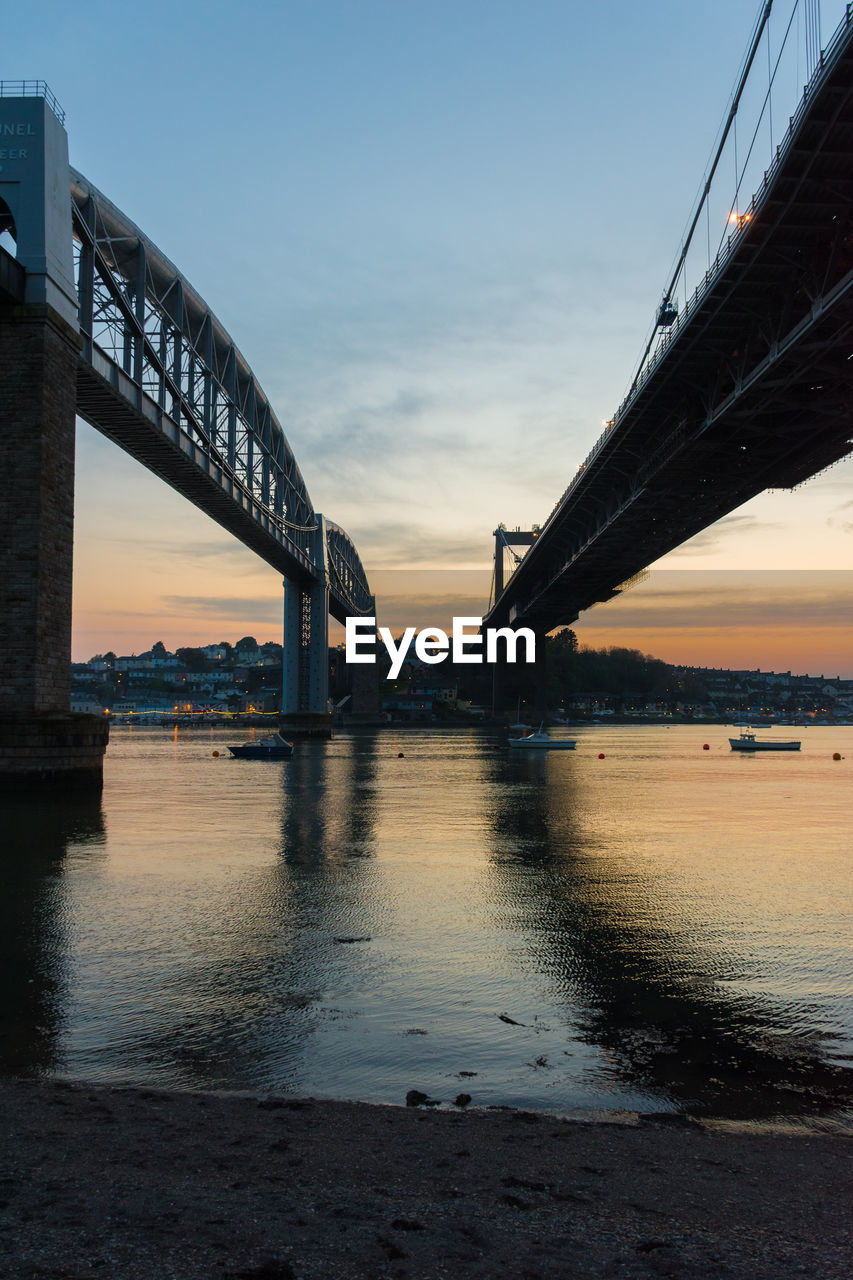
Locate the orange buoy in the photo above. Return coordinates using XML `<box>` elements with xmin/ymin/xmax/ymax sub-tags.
<box><xmin>212</xmin><ymin>750</ymin><xmax>220</xmax><ymax>757</ymax></box>
<box><xmin>833</xmin><ymin>752</ymin><xmax>842</xmax><ymax>761</ymax></box>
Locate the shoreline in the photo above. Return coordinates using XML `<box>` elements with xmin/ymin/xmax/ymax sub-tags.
<box><xmin>2</xmin><ymin>1077</ymin><xmax>850</xmax><ymax>1279</ymax></box>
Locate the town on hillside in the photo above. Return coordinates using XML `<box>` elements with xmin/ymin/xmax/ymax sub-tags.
<box><xmin>71</xmin><ymin>632</ymin><xmax>853</xmax><ymax>726</ymax></box>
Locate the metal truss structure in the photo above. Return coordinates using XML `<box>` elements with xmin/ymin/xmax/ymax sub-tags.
<box><xmin>325</xmin><ymin>522</ymin><xmax>373</xmax><ymax>614</ymax></box>
<box><xmin>69</xmin><ymin>171</ymin><xmax>371</xmax><ymax>623</ymax></box>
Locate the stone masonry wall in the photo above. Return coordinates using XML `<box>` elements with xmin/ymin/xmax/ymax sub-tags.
<box><xmin>0</xmin><ymin>302</ymin><xmax>79</xmax><ymax>714</ymax></box>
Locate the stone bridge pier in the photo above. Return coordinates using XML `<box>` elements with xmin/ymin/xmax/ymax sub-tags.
<box><xmin>0</xmin><ymin>93</ymin><xmax>107</xmax><ymax>788</ymax></box>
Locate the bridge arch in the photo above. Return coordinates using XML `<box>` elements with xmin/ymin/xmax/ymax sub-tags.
<box><xmin>69</xmin><ymin>168</ymin><xmax>372</xmax><ymax>625</ymax></box>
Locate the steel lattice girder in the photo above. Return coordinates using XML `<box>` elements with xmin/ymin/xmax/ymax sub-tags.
<box><xmin>69</xmin><ymin>170</ymin><xmax>372</xmax><ymax>619</ymax></box>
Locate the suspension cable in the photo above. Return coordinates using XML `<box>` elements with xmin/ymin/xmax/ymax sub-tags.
<box><xmin>625</xmin><ymin>0</ymin><xmax>774</xmax><ymax>400</ymax></box>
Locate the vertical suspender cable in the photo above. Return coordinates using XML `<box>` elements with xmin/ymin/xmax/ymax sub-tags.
<box><xmin>767</xmin><ymin>11</ymin><xmax>774</xmax><ymax>155</ymax></box>
<box><xmin>626</xmin><ymin>0</ymin><xmax>774</xmax><ymax>400</ymax></box>
<box><xmin>717</xmin><ymin>2</ymin><xmax>799</xmax><ymax>265</ymax></box>
<box><xmin>706</xmin><ymin>195</ymin><xmax>711</xmax><ymax>269</ymax></box>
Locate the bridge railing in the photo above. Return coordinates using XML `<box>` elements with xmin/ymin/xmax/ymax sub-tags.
<box><xmin>0</xmin><ymin>80</ymin><xmax>65</xmax><ymax>123</ymax></box>
<box><xmin>620</xmin><ymin>1</ymin><xmax>853</xmax><ymax>416</ymax></box>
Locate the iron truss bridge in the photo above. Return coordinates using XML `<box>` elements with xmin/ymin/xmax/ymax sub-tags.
<box><xmin>66</xmin><ymin>170</ymin><xmax>371</xmax><ymax>623</ymax></box>
<box><xmin>486</xmin><ymin>5</ymin><xmax>853</xmax><ymax>633</ymax></box>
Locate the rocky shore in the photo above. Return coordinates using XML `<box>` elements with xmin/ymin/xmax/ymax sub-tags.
<box><xmin>1</xmin><ymin>1078</ymin><xmax>850</xmax><ymax>1279</ymax></box>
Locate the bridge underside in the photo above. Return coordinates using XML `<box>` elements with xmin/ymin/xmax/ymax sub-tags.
<box><xmin>487</xmin><ymin>15</ymin><xmax>853</xmax><ymax>632</ymax></box>
<box><xmin>76</xmin><ymin>357</ymin><xmax>320</xmax><ymax>595</ymax></box>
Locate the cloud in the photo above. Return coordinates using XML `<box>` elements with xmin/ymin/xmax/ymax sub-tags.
<box><xmin>369</xmin><ymin>593</ymin><xmax>492</xmax><ymax>632</ymax></box>
<box><xmin>570</xmin><ymin>571</ymin><xmax>853</xmax><ymax>675</ymax></box>
<box><xmin>666</xmin><ymin>514</ymin><xmax>781</xmax><ymax>556</ymax></box>
<box><xmin>827</xmin><ymin>498</ymin><xmax>853</xmax><ymax>533</ymax></box>
<box><xmin>270</xmin><ymin>267</ymin><xmax>603</xmax><ymax>537</ymax></box>
<box><xmin>577</xmin><ymin>571</ymin><xmax>853</xmax><ymax>631</ymax></box>
<box><xmin>107</xmin><ymin>535</ymin><xmax>256</xmax><ymax>562</ymax></box>
<box><xmin>161</xmin><ymin>595</ymin><xmax>281</xmax><ymax>622</ymax></box>
<box><xmin>350</xmin><ymin>523</ymin><xmax>493</xmax><ymax>567</ymax></box>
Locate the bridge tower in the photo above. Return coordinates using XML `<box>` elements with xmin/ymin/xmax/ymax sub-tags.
<box><xmin>0</xmin><ymin>88</ymin><xmax>108</xmax><ymax>788</ymax></box>
<box><xmin>280</xmin><ymin>517</ymin><xmax>333</xmax><ymax>736</ymax></box>
<box><xmin>280</xmin><ymin>524</ymin><xmax>380</xmax><ymax>734</ymax></box>
<box><xmin>491</xmin><ymin>526</ymin><xmax>549</xmax><ymax>719</ymax></box>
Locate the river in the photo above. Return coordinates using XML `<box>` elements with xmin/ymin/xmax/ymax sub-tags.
<box><xmin>2</xmin><ymin>723</ymin><xmax>851</xmax><ymax>1123</ymax></box>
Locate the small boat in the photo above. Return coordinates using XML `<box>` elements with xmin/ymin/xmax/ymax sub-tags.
<box><xmin>228</xmin><ymin>732</ymin><xmax>294</xmax><ymax>759</ymax></box>
<box><xmin>729</xmin><ymin>729</ymin><xmax>800</xmax><ymax>752</ymax></box>
<box><xmin>508</xmin><ymin>725</ymin><xmax>576</xmax><ymax>750</ymax></box>
<box><xmin>508</xmin><ymin>699</ymin><xmax>532</xmax><ymax>734</ymax></box>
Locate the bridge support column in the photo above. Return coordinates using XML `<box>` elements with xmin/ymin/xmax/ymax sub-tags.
<box><xmin>280</xmin><ymin>517</ymin><xmax>333</xmax><ymax>738</ymax></box>
<box><xmin>0</xmin><ymin>303</ymin><xmax>108</xmax><ymax>787</ymax></box>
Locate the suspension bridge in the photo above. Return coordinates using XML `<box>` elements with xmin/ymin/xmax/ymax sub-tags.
<box><xmin>487</xmin><ymin>2</ymin><xmax>853</xmax><ymax>650</ymax></box>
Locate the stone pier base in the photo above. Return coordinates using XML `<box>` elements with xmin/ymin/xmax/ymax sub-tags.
<box><xmin>0</xmin><ymin>714</ymin><xmax>109</xmax><ymax>790</ymax></box>
<box><xmin>279</xmin><ymin>713</ymin><xmax>333</xmax><ymax>740</ymax></box>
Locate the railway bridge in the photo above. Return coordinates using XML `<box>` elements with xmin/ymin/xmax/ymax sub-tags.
<box><xmin>0</xmin><ymin>85</ymin><xmax>374</xmax><ymax>784</ymax></box>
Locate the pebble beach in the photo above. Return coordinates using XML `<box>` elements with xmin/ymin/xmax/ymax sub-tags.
<box><xmin>1</xmin><ymin>1078</ymin><xmax>850</xmax><ymax>1279</ymax></box>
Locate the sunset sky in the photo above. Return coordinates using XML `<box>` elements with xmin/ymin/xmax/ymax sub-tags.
<box><xmin>9</xmin><ymin>1</ymin><xmax>852</xmax><ymax>674</ymax></box>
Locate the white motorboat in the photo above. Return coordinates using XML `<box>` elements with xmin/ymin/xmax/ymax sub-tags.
<box><xmin>729</xmin><ymin>728</ymin><xmax>800</xmax><ymax>752</ymax></box>
<box><xmin>508</xmin><ymin>725</ymin><xmax>576</xmax><ymax>751</ymax></box>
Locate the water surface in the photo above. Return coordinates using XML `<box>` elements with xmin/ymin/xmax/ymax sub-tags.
<box><xmin>2</xmin><ymin>724</ymin><xmax>851</xmax><ymax>1121</ymax></box>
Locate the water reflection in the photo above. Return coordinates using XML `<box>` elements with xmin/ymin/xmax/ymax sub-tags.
<box><xmin>0</xmin><ymin>796</ymin><xmax>104</xmax><ymax>1075</ymax></box>
<box><xmin>98</xmin><ymin>736</ymin><xmax>384</xmax><ymax>1090</ymax></box>
<box><xmin>281</xmin><ymin>735</ymin><xmax>379</xmax><ymax>864</ymax></box>
<box><xmin>484</xmin><ymin>751</ymin><xmax>853</xmax><ymax>1119</ymax></box>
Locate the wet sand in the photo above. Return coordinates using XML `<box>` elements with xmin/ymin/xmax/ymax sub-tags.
<box><xmin>1</xmin><ymin>1078</ymin><xmax>850</xmax><ymax>1279</ymax></box>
